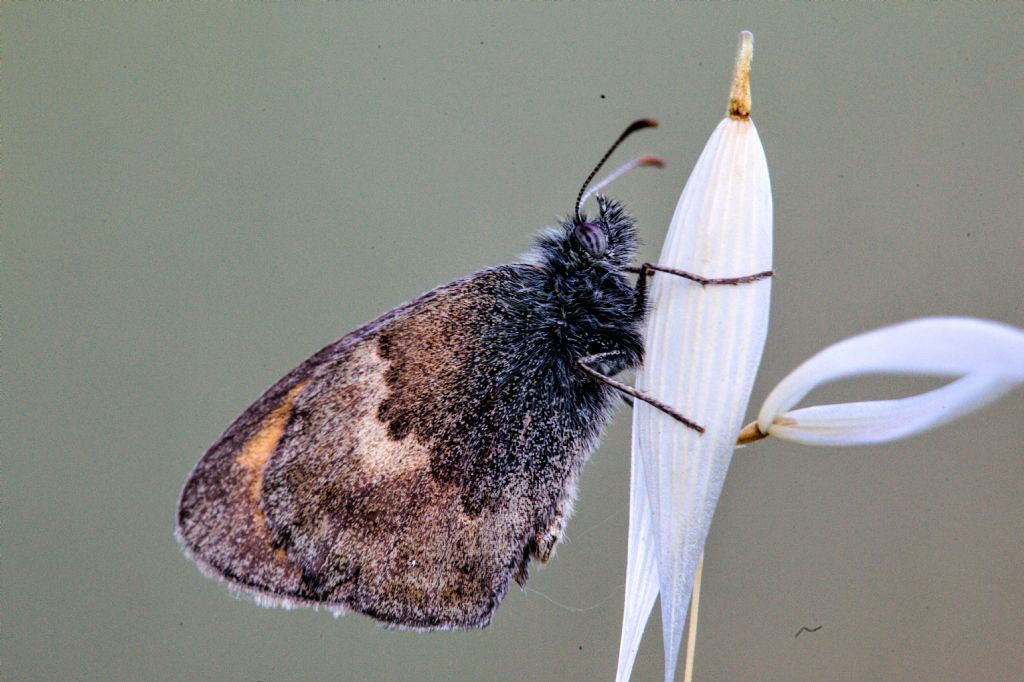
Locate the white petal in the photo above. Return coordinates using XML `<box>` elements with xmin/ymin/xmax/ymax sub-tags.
<box><xmin>621</xmin><ymin>31</ymin><xmax>772</xmax><ymax>682</ymax></box>
<box><xmin>758</xmin><ymin>317</ymin><xmax>1024</xmax><ymax>446</ymax></box>
<box><xmin>615</xmin><ymin>442</ymin><xmax>659</xmax><ymax>682</ymax></box>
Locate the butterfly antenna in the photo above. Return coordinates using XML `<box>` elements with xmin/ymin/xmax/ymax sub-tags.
<box><xmin>574</xmin><ymin>118</ymin><xmax>659</xmax><ymax>224</ymax></box>
<box><xmin>578</xmin><ymin>154</ymin><xmax>665</xmax><ymax>209</ymax></box>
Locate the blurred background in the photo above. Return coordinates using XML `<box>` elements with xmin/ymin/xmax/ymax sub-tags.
<box><xmin>5</xmin><ymin>5</ymin><xmax>1022</xmax><ymax>680</ymax></box>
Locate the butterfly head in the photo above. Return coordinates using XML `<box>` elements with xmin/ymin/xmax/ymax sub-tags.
<box><xmin>529</xmin><ymin>119</ymin><xmax>657</xmax><ymax>274</ymax></box>
<box><xmin>572</xmin><ymin>219</ymin><xmax>608</xmax><ymax>259</ymax></box>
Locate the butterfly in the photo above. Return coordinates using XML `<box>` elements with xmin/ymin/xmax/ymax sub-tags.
<box><xmin>176</xmin><ymin>119</ymin><xmax>771</xmax><ymax>630</ymax></box>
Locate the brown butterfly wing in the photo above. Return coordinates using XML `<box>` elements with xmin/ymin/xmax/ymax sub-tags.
<box><xmin>177</xmin><ymin>266</ymin><xmax>575</xmax><ymax>629</ymax></box>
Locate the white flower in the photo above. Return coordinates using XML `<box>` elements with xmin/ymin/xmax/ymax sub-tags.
<box><xmin>618</xmin><ymin>30</ymin><xmax>1024</xmax><ymax>682</ymax></box>
<box><xmin>618</xmin><ymin>31</ymin><xmax>772</xmax><ymax>682</ymax></box>
<box><xmin>740</xmin><ymin>317</ymin><xmax>1024</xmax><ymax>447</ymax></box>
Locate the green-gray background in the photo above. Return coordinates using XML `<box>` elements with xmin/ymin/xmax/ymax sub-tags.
<box><xmin>5</xmin><ymin>4</ymin><xmax>1022</xmax><ymax>681</ymax></box>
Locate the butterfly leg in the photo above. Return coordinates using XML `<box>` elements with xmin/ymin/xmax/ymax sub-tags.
<box><xmin>577</xmin><ymin>352</ymin><xmax>705</xmax><ymax>434</ymax></box>
<box><xmin>513</xmin><ymin>509</ymin><xmax>567</xmax><ymax>586</ymax></box>
<box><xmin>628</xmin><ymin>262</ymin><xmax>773</xmax><ymax>317</ymax></box>
<box><xmin>534</xmin><ymin>510</ymin><xmax>566</xmax><ymax>564</ymax></box>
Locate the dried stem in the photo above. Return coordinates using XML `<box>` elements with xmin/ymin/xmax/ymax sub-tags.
<box><xmin>736</xmin><ymin>420</ymin><xmax>769</xmax><ymax>445</ymax></box>
<box><xmin>683</xmin><ymin>553</ymin><xmax>704</xmax><ymax>682</ymax></box>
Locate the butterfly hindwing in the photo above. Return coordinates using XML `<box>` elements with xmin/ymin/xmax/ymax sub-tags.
<box><xmin>177</xmin><ymin>265</ymin><xmax>617</xmax><ymax>629</ymax></box>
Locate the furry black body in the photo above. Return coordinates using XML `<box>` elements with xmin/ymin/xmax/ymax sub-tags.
<box><xmin>394</xmin><ymin>195</ymin><xmax>645</xmax><ymax>518</ymax></box>
<box><xmin>528</xmin><ymin>196</ymin><xmax>645</xmax><ymax>377</ymax></box>
<box><xmin>176</xmin><ymin>195</ymin><xmax>650</xmax><ymax>629</ymax></box>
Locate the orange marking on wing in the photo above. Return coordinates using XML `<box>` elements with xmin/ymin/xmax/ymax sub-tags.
<box><xmin>235</xmin><ymin>381</ymin><xmax>309</xmax><ymax>508</ymax></box>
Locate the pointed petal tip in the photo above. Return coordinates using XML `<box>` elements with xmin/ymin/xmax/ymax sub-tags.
<box><xmin>728</xmin><ymin>31</ymin><xmax>754</xmax><ymax>119</ymax></box>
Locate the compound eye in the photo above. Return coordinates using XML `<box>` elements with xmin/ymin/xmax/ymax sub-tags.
<box><xmin>573</xmin><ymin>221</ymin><xmax>608</xmax><ymax>257</ymax></box>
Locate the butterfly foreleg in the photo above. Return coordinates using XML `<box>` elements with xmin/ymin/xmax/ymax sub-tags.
<box><xmin>628</xmin><ymin>262</ymin><xmax>773</xmax><ymax>317</ymax></box>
